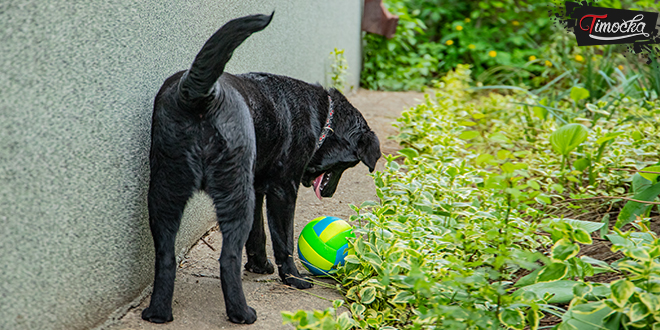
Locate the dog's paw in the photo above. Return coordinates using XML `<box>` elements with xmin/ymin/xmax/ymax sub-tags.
<box><xmin>228</xmin><ymin>306</ymin><xmax>257</xmax><ymax>324</ymax></box>
<box><xmin>141</xmin><ymin>306</ymin><xmax>173</xmax><ymax>323</ymax></box>
<box><xmin>244</xmin><ymin>258</ymin><xmax>275</xmax><ymax>274</ymax></box>
<box><xmin>283</xmin><ymin>275</ymin><xmax>313</xmax><ymax>289</ymax></box>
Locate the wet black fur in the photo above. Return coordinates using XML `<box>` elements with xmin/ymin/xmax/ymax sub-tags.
<box><xmin>142</xmin><ymin>13</ymin><xmax>381</xmax><ymax>324</ymax></box>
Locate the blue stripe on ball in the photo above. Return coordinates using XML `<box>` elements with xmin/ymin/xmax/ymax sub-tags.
<box><xmin>312</xmin><ymin>216</ymin><xmax>341</xmax><ymax>237</ymax></box>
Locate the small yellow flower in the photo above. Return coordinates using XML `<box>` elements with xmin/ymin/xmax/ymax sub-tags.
<box><xmin>468</xmin><ymin>44</ymin><xmax>476</xmax><ymax>50</ymax></box>
<box><xmin>618</xmin><ymin>65</ymin><xmax>624</xmax><ymax>70</ymax></box>
<box><xmin>446</xmin><ymin>39</ymin><xmax>454</xmax><ymax>46</ymax></box>
<box><xmin>513</xmin><ymin>21</ymin><xmax>520</xmax><ymax>26</ymax></box>
<box><xmin>456</xmin><ymin>25</ymin><xmax>463</xmax><ymax>31</ymax></box>
<box><xmin>489</xmin><ymin>50</ymin><xmax>497</xmax><ymax>57</ymax></box>
<box><xmin>465</xmin><ymin>18</ymin><xmax>471</xmax><ymax>23</ymax></box>
<box><xmin>528</xmin><ymin>55</ymin><xmax>537</xmax><ymax>61</ymax></box>
<box><xmin>575</xmin><ymin>54</ymin><xmax>584</xmax><ymax>62</ymax></box>
<box><xmin>545</xmin><ymin>60</ymin><xmax>553</xmax><ymax>67</ymax></box>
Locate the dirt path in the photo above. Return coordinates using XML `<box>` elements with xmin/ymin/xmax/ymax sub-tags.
<box><xmin>107</xmin><ymin>90</ymin><xmax>425</xmax><ymax>330</ymax></box>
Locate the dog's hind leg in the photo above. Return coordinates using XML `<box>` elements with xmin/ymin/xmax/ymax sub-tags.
<box><xmin>142</xmin><ymin>160</ymin><xmax>197</xmax><ymax>323</ymax></box>
<box><xmin>206</xmin><ymin>149</ymin><xmax>257</xmax><ymax>324</ymax></box>
<box><xmin>244</xmin><ymin>192</ymin><xmax>275</xmax><ymax>274</ymax></box>
<box><xmin>266</xmin><ymin>185</ymin><xmax>314</xmax><ymax>289</ymax></box>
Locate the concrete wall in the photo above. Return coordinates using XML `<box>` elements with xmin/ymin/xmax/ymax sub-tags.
<box><xmin>0</xmin><ymin>1</ymin><xmax>361</xmax><ymax>329</ymax></box>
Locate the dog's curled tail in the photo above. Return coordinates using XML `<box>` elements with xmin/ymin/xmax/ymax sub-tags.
<box><xmin>178</xmin><ymin>12</ymin><xmax>274</xmax><ymax>103</ymax></box>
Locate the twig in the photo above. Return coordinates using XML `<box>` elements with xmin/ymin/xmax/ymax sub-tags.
<box><xmin>200</xmin><ymin>237</ymin><xmax>216</xmax><ymax>251</ymax></box>
<box><xmin>282</xmin><ymin>276</ymin><xmax>333</xmax><ymax>301</ymax></box>
<box><xmin>191</xmin><ymin>273</ymin><xmax>220</xmax><ymax>279</ymax></box>
<box><xmin>557</xmin><ymin>196</ymin><xmax>660</xmax><ymax>205</ymax></box>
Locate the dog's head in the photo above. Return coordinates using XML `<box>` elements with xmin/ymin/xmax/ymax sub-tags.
<box><xmin>301</xmin><ymin>89</ymin><xmax>381</xmax><ymax>199</ymax></box>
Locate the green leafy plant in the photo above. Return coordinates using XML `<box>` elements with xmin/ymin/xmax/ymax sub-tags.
<box><xmin>286</xmin><ymin>64</ymin><xmax>660</xmax><ymax>329</ymax></box>
<box><xmin>549</xmin><ymin>123</ymin><xmax>588</xmax><ymax>173</ymax></box>
<box><xmin>283</xmin><ymin>300</ymin><xmax>357</xmax><ymax>330</ymax></box>
<box><xmin>361</xmin><ymin>0</ymin><xmax>554</xmax><ymax>90</ymax></box>
<box><xmin>328</xmin><ymin>48</ymin><xmax>350</xmax><ymax>93</ymax></box>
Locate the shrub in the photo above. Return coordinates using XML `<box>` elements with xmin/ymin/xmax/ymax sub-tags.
<box><xmin>286</xmin><ymin>65</ymin><xmax>660</xmax><ymax>329</ymax></box>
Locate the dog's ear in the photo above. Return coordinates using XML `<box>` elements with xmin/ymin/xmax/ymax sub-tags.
<box><xmin>358</xmin><ymin>130</ymin><xmax>381</xmax><ymax>172</ymax></box>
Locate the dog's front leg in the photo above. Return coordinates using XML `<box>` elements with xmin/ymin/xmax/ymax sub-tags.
<box><xmin>266</xmin><ymin>184</ymin><xmax>313</xmax><ymax>289</ymax></box>
<box><xmin>244</xmin><ymin>192</ymin><xmax>275</xmax><ymax>274</ymax></box>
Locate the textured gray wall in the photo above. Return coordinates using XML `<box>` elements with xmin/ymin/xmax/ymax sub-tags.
<box><xmin>0</xmin><ymin>1</ymin><xmax>361</xmax><ymax>329</ymax></box>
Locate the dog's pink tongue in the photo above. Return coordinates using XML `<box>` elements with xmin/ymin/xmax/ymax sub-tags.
<box><xmin>313</xmin><ymin>174</ymin><xmax>324</xmax><ymax>200</ymax></box>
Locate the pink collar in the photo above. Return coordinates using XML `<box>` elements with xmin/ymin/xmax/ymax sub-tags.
<box><xmin>314</xmin><ymin>95</ymin><xmax>334</xmax><ymax>151</ymax></box>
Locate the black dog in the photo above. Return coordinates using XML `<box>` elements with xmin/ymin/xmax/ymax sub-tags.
<box><xmin>142</xmin><ymin>13</ymin><xmax>380</xmax><ymax>324</ymax></box>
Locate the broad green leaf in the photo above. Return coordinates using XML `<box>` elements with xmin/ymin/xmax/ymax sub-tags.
<box><xmin>475</xmin><ymin>153</ymin><xmax>495</xmax><ymax>165</ymax></box>
<box><xmin>501</xmin><ymin>162</ymin><xmax>516</xmax><ymax>174</ymax></box>
<box><xmin>617</xmin><ymin>259</ymin><xmax>645</xmax><ymax>276</ymax></box>
<box><xmin>360</xmin><ymin>286</ymin><xmax>377</xmax><ymax>304</ymax></box>
<box><xmin>574</xmin><ymin>158</ymin><xmax>590</xmax><ymax>172</ymax></box>
<box><xmin>336</xmin><ymin>312</ymin><xmax>357</xmax><ymax>330</ymax></box>
<box><xmin>489</xmin><ymin>132</ymin><xmax>511</xmax><ymax>143</ymax></box>
<box><xmin>595</xmin><ymin>132</ymin><xmax>623</xmax><ymax>145</ymax></box>
<box><xmin>573</xmin><ymin>282</ymin><xmax>592</xmax><ymax>298</ymax></box>
<box><xmin>628</xmin><ymin>247</ymin><xmax>651</xmax><ymax>261</ymax></box>
<box><xmin>561</xmin><ymin>302</ymin><xmax>614</xmax><ymax>330</ymax></box>
<box><xmin>398</xmin><ymin>148</ymin><xmax>419</xmax><ymax>159</ymax></box>
<box><xmin>639</xmin><ymin>292</ymin><xmax>660</xmax><ymax>311</ymax></box>
<box><xmin>571</xmin><ymin>301</ymin><xmax>607</xmax><ymax>315</ymax></box>
<box><xmin>514</xmin><ymin>280</ymin><xmax>579</xmax><ymax>304</ymax></box>
<box><xmin>610</xmin><ymin>279</ymin><xmax>634</xmax><ymax>307</ymax></box>
<box><xmin>514</xmin><ymin>267</ymin><xmax>542</xmax><ymax>287</ymax></box>
<box><xmin>390</xmin><ymin>290</ymin><xmax>414</xmax><ymax>304</ymax></box>
<box><xmin>629</xmin><ymin>302</ymin><xmax>650</xmax><ymax>323</ymax></box>
<box><xmin>615</xmin><ymin>181</ymin><xmax>660</xmax><ymax>228</ymax></box>
<box><xmin>533</xmin><ymin>106</ymin><xmax>548</xmax><ymax>119</ymax></box>
<box><xmin>537</xmin><ymin>262</ymin><xmax>568</xmax><ymax>282</ymax></box>
<box><xmin>570</xmin><ymin>86</ymin><xmax>590</xmax><ymax>102</ymax></box>
<box><xmin>549</xmin><ymin>123</ymin><xmax>589</xmax><ymax>156</ymax></box>
<box><xmin>536</xmin><ymin>195</ymin><xmax>552</xmax><ymax>204</ymax></box>
<box><xmin>499</xmin><ymin>307</ymin><xmax>525</xmax><ymax>330</ymax></box>
<box><xmin>639</xmin><ymin>165</ymin><xmax>660</xmax><ymax>183</ymax></box>
<box><xmin>573</xmin><ymin>228</ymin><xmax>592</xmax><ymax>244</ymax></box>
<box><xmin>632</xmin><ymin>173</ymin><xmax>652</xmax><ymax>193</ymax></box>
<box><xmin>497</xmin><ymin>149</ymin><xmax>513</xmax><ymax>160</ymax></box>
<box><xmin>459</xmin><ymin>130</ymin><xmax>479</xmax><ymax>140</ymax></box>
<box><xmin>527</xmin><ymin>309</ymin><xmax>541</xmax><ymax>330</ymax></box>
<box><xmin>545</xmin><ymin>218</ymin><xmax>604</xmax><ymax>234</ymax></box>
<box><xmin>527</xmin><ymin>179</ymin><xmax>541</xmax><ymax>190</ymax></box>
<box><xmin>552</xmin><ymin>238</ymin><xmax>580</xmax><ymax>261</ymax></box>
<box><xmin>360</xmin><ymin>200</ymin><xmax>379</xmax><ymax>208</ymax></box>
<box><xmin>580</xmin><ymin>256</ymin><xmax>613</xmax><ymax>271</ymax></box>
<box><xmin>350</xmin><ymin>302</ymin><xmax>365</xmax><ymax>316</ymax></box>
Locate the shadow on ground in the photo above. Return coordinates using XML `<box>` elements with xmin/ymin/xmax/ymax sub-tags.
<box><xmin>106</xmin><ymin>89</ymin><xmax>425</xmax><ymax>330</ymax></box>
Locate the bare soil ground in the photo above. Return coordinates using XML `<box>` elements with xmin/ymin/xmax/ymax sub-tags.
<box><xmin>106</xmin><ymin>90</ymin><xmax>426</xmax><ymax>330</ymax></box>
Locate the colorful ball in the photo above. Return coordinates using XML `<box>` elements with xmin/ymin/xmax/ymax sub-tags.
<box><xmin>297</xmin><ymin>216</ymin><xmax>355</xmax><ymax>276</ymax></box>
